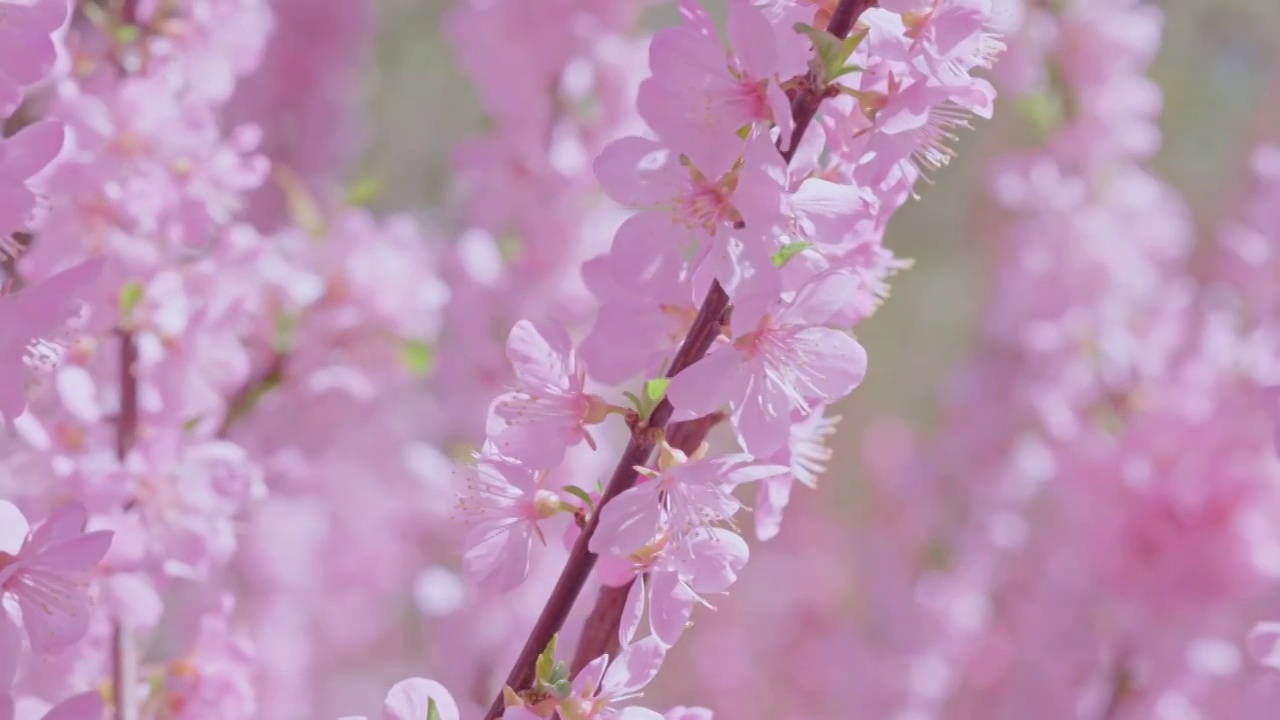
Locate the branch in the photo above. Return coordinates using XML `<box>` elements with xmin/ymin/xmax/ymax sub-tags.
<box><xmin>483</xmin><ymin>284</ymin><xmax>730</xmax><ymax>720</ymax></box>
<box><xmin>113</xmin><ymin>332</ymin><xmax>139</xmax><ymax>720</ymax></box>
<box><xmin>484</xmin><ymin>2</ymin><xmax>878</xmax><ymax>715</ymax></box>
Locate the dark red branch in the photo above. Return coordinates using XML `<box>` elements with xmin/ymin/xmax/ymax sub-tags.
<box><xmin>482</xmin><ymin>284</ymin><xmax>730</xmax><ymax>719</ymax></box>
<box><xmin>484</xmin><ymin>2</ymin><xmax>878</xmax><ymax>715</ymax></box>
<box><xmin>113</xmin><ymin>332</ymin><xmax>139</xmax><ymax>720</ymax></box>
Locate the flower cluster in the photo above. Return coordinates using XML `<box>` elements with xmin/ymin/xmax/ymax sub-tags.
<box><xmin>441</xmin><ymin>1</ymin><xmax>1004</xmax><ymax>717</ymax></box>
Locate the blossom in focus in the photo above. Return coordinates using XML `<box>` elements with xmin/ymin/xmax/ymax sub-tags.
<box><xmin>488</xmin><ymin>320</ymin><xmax>610</xmax><ymax>470</ymax></box>
<box><xmin>0</xmin><ymin>501</ymin><xmax>112</xmax><ymax>654</ymax></box>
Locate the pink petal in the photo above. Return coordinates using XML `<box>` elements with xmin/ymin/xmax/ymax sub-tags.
<box><xmin>594</xmin><ymin>136</ymin><xmax>684</xmax><ymax>208</ymax></box>
<box><xmin>383</xmin><ymin>678</ymin><xmax>459</xmax><ymax>720</ymax></box>
<box><xmin>27</xmin><ymin>503</ymin><xmax>88</xmax><ymax>551</ymax></box>
<box><xmin>726</xmin><ymin>0</ymin><xmax>777</xmax><ymax>80</ymax></box>
<box><xmin>505</xmin><ymin>320</ymin><xmax>574</xmax><ymax>392</ymax></box>
<box><xmin>603</xmin><ymin>636</ymin><xmax>666</xmax><ymax>695</ymax></box>
<box><xmin>777</xmin><ymin>271</ymin><xmax>860</xmax><ymax>327</ymax></box>
<box><xmin>463</xmin><ymin>520</ymin><xmax>532</xmax><ymax>594</ymax></box>
<box><xmin>666</xmin><ymin>348</ymin><xmax>742</xmax><ymax>422</ymax></box>
<box><xmin>790</xmin><ymin>327</ymin><xmax>868</xmax><ymax>399</ymax></box>
<box><xmin>732</xmin><ymin>371</ymin><xmax>792</xmax><ymax>457</ymax></box>
<box><xmin>40</xmin><ymin>692</ymin><xmax>102</xmax><ymax>720</ymax></box>
<box><xmin>617</xmin><ymin>709</ymin><xmax>665</xmax><ymax>720</ymax></box>
<box><xmin>648</xmin><ymin>26</ymin><xmax>725</xmax><ymax>88</ymax></box>
<box><xmin>0</xmin><ymin>612</ymin><xmax>18</xmax><ymax>692</ymax></box>
<box><xmin>754</xmin><ymin>477</ymin><xmax>793</xmax><ymax>541</ymax></box>
<box><xmin>618</xmin><ymin>575</ymin><xmax>646</xmax><ymax>647</ymax></box>
<box><xmin>648</xmin><ymin>571</ymin><xmax>695</xmax><ymax>647</ymax></box>
<box><xmin>589</xmin><ymin>486</ymin><xmax>662</xmax><ymax>557</ymax></box>
<box><xmin>0</xmin><ymin>121</ymin><xmax>64</xmax><ymax>178</ymax></box>
<box><xmin>18</xmin><ymin>586</ymin><xmax>92</xmax><ymax>655</ymax></box>
<box><xmin>681</xmin><ymin>529</ymin><xmax>749</xmax><ymax>594</ymax></box>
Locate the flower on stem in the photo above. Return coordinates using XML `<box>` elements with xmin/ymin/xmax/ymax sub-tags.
<box><xmin>666</xmin><ymin>270</ymin><xmax>867</xmax><ymax>457</ymax></box>
<box><xmin>0</xmin><ymin>501</ymin><xmax>113</xmax><ymax>655</ymax></box>
<box><xmin>621</xmin><ymin>527</ymin><xmax>751</xmax><ymax>648</ymax></box>
<box><xmin>0</xmin><ymin>256</ymin><xmax>104</xmax><ymax>422</ymax></box>
<box><xmin>589</xmin><ymin>440</ymin><xmax>787</xmax><ymax>557</ymax></box>
<box><xmin>458</xmin><ymin>450</ymin><xmax>565</xmax><ymax>593</ymax></box>
<box><xmin>755</xmin><ymin>404</ymin><xmax>840</xmax><ymax>541</ymax></box>
<box><xmin>505</xmin><ymin>638</ymin><xmax>666</xmax><ymax>720</ymax></box>
<box><xmin>339</xmin><ymin>677</ymin><xmax>460</xmax><ymax>720</ymax></box>
<box><xmin>488</xmin><ymin>320</ymin><xmax>613</xmax><ymax>470</ymax></box>
<box><xmin>0</xmin><ymin>0</ymin><xmax>67</xmax><ymax>117</ymax></box>
<box><xmin>639</xmin><ymin>0</ymin><xmax>796</xmax><ymax>177</ymax></box>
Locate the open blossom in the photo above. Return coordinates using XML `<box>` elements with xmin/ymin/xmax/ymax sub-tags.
<box><xmin>0</xmin><ymin>256</ymin><xmax>103</xmax><ymax>421</ymax></box>
<box><xmin>754</xmin><ymin>405</ymin><xmax>840</xmax><ymax>541</ymax></box>
<box><xmin>509</xmin><ymin>638</ymin><xmax>666</xmax><ymax>720</ymax></box>
<box><xmin>458</xmin><ymin>451</ymin><xmax>562</xmax><ymax>593</ymax></box>
<box><xmin>0</xmin><ymin>501</ymin><xmax>112</xmax><ymax>654</ymax></box>
<box><xmin>639</xmin><ymin>0</ymin><xmax>797</xmax><ymax>177</ymax></box>
<box><xmin>623</xmin><ymin>527</ymin><xmax>750</xmax><ymax>648</ymax></box>
<box><xmin>591</xmin><ymin>442</ymin><xmax>787</xmax><ymax>557</ymax></box>
<box><xmin>0</xmin><ymin>0</ymin><xmax>66</xmax><ymax>117</ymax></box>
<box><xmin>488</xmin><ymin>320</ymin><xmax>610</xmax><ymax>470</ymax></box>
<box><xmin>340</xmin><ymin>677</ymin><xmax>460</xmax><ymax>720</ymax></box>
<box><xmin>667</xmin><ymin>271</ymin><xmax>868</xmax><ymax>456</ymax></box>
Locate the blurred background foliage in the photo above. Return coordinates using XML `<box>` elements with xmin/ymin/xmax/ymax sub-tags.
<box><xmin>358</xmin><ymin>0</ymin><xmax>1280</xmax><ymax>580</ymax></box>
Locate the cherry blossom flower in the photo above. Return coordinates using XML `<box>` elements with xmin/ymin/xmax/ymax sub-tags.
<box><xmin>0</xmin><ymin>501</ymin><xmax>112</xmax><ymax>654</ymax></box>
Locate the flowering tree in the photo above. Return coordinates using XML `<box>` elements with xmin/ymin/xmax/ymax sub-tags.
<box><xmin>0</xmin><ymin>0</ymin><xmax>1277</xmax><ymax>718</ymax></box>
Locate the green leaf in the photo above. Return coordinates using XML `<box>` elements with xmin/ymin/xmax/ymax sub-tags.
<box><xmin>401</xmin><ymin>340</ymin><xmax>434</xmax><ymax>377</ymax></box>
<box><xmin>771</xmin><ymin>241</ymin><xmax>813</xmax><ymax>268</ymax></box>
<box><xmin>644</xmin><ymin>377</ymin><xmax>670</xmax><ymax>403</ymax></box>
<box><xmin>427</xmin><ymin>698</ymin><xmax>443</xmax><ymax>720</ymax></box>
<box><xmin>794</xmin><ymin>24</ymin><xmax>868</xmax><ymax>84</ymax></box>
<box><xmin>562</xmin><ymin>485</ymin><xmax>595</xmax><ymax>511</ymax></box>
<box><xmin>113</xmin><ymin>24</ymin><xmax>142</xmax><ymax>44</ymax></box>
<box><xmin>346</xmin><ymin>176</ymin><xmax>383</xmax><ymax>207</ymax></box>
<box><xmin>118</xmin><ymin>281</ymin><xmax>145</xmax><ymax>319</ymax></box>
<box><xmin>273</xmin><ymin>314</ymin><xmax>299</xmax><ymax>353</ymax></box>
<box><xmin>535</xmin><ymin>634</ymin><xmax>559</xmax><ymax>683</ymax></box>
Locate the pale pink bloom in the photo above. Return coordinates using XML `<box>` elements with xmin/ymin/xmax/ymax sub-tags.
<box><xmin>556</xmin><ymin>638</ymin><xmax>666</xmax><ymax>720</ymax></box>
<box><xmin>488</xmin><ymin>320</ymin><xmax>608</xmax><ymax>469</ymax></box>
<box><xmin>623</xmin><ymin>528</ymin><xmax>750</xmax><ymax>648</ymax></box>
<box><xmin>594</xmin><ymin>136</ymin><xmax>752</xmax><ymax>241</ymax></box>
<box><xmin>639</xmin><ymin>0</ymin><xmax>793</xmax><ymax>177</ymax></box>
<box><xmin>0</xmin><ymin>0</ymin><xmax>67</xmax><ymax>116</ymax></box>
<box><xmin>663</xmin><ymin>709</ymin><xmax>713</xmax><ymax>720</ymax></box>
<box><xmin>0</xmin><ymin>256</ymin><xmax>103</xmax><ymax>421</ymax></box>
<box><xmin>667</xmin><ymin>271</ymin><xmax>868</xmax><ymax>456</ymax></box>
<box><xmin>0</xmin><ymin>120</ymin><xmax>64</xmax><ymax>242</ymax></box>
<box><xmin>755</xmin><ymin>406</ymin><xmax>841</xmax><ymax>541</ymax></box>
<box><xmin>590</xmin><ymin>446</ymin><xmax>786</xmax><ymax>557</ymax></box>
<box><xmin>340</xmin><ymin>678</ymin><xmax>459</xmax><ymax>720</ymax></box>
<box><xmin>458</xmin><ymin>452</ymin><xmax>561</xmax><ymax>593</ymax></box>
<box><xmin>0</xmin><ymin>501</ymin><xmax>112</xmax><ymax>654</ymax></box>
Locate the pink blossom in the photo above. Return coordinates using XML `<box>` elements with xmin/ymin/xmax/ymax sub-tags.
<box><xmin>0</xmin><ymin>0</ymin><xmax>66</xmax><ymax>117</ymax></box>
<box><xmin>755</xmin><ymin>405</ymin><xmax>840</xmax><ymax>541</ymax></box>
<box><xmin>638</xmin><ymin>0</ymin><xmax>793</xmax><ymax>177</ymax></box>
<box><xmin>0</xmin><ymin>256</ymin><xmax>103</xmax><ymax>421</ymax></box>
<box><xmin>625</xmin><ymin>528</ymin><xmax>750</xmax><ymax>648</ymax></box>
<box><xmin>0</xmin><ymin>501</ymin><xmax>112</xmax><ymax>654</ymax></box>
<box><xmin>488</xmin><ymin>320</ymin><xmax>609</xmax><ymax>470</ymax></box>
<box><xmin>590</xmin><ymin>444</ymin><xmax>786</xmax><ymax>557</ymax></box>
<box><xmin>667</xmin><ymin>271</ymin><xmax>868</xmax><ymax>456</ymax></box>
<box><xmin>555</xmin><ymin>638</ymin><xmax>666</xmax><ymax>720</ymax></box>
<box><xmin>338</xmin><ymin>677</ymin><xmax>459</xmax><ymax>720</ymax></box>
<box><xmin>458</xmin><ymin>452</ymin><xmax>562</xmax><ymax>593</ymax></box>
